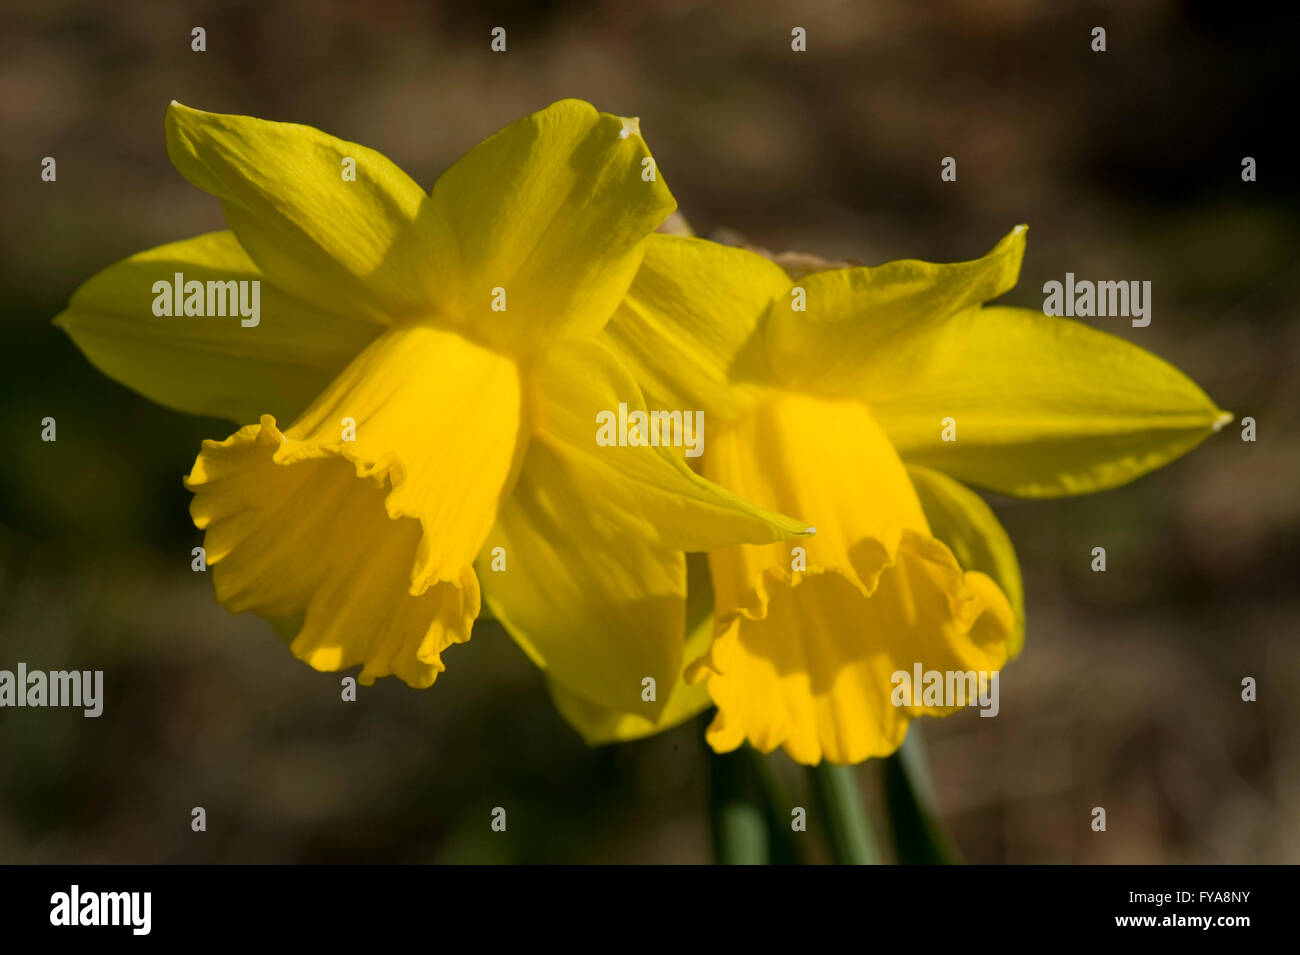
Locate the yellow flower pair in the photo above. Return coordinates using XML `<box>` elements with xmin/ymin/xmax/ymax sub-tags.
<box><xmin>56</xmin><ymin>100</ymin><xmax>1228</xmax><ymax>765</ymax></box>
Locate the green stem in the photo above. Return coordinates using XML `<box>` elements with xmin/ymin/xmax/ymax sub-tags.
<box><xmin>707</xmin><ymin>738</ymin><xmax>806</xmax><ymax>864</ymax></box>
<box><xmin>748</xmin><ymin>747</ymin><xmax>802</xmax><ymax>864</ymax></box>
<box><xmin>882</xmin><ymin>725</ymin><xmax>958</xmax><ymax>864</ymax></box>
<box><xmin>809</xmin><ymin>761</ymin><xmax>879</xmax><ymax>864</ymax></box>
<box><xmin>708</xmin><ymin>747</ymin><xmax>769</xmax><ymax>864</ymax></box>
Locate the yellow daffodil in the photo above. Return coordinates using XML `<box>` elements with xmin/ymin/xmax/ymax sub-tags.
<box><xmin>55</xmin><ymin>100</ymin><xmax>810</xmax><ymax>718</ymax></box>
<box><xmin>597</xmin><ymin>227</ymin><xmax>1229</xmax><ymax>764</ymax></box>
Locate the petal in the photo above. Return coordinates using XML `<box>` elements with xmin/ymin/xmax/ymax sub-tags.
<box><xmin>688</xmin><ymin>392</ymin><xmax>1014</xmax><ymax>765</ymax></box>
<box><xmin>479</xmin><ymin>437</ymin><xmax>688</xmax><ymax>719</ymax></box>
<box><xmin>482</xmin><ymin>335</ymin><xmax>807</xmax><ymax>722</ymax></box>
<box><xmin>908</xmin><ymin>464</ymin><xmax>1026</xmax><ymax>657</ymax></box>
<box><xmin>868</xmin><ymin>306</ymin><xmax>1231</xmax><ymax>496</ymax></box>
<box><xmin>54</xmin><ymin>231</ymin><xmax>379</xmax><ymax>424</ymax></box>
<box><xmin>603</xmin><ymin>234</ymin><xmax>791</xmax><ymax>422</ymax></box>
<box><xmin>543</xmin><ymin>555</ymin><xmax>716</xmax><ymax>744</ymax></box>
<box><xmin>700</xmin><ymin>391</ymin><xmax>929</xmax><ymax>624</ymax></box>
<box><xmin>165</xmin><ymin>102</ymin><xmax>438</xmax><ymax>323</ymax></box>
<box><xmin>423</xmin><ymin>99</ymin><xmax>677</xmax><ymax>353</ymax></box>
<box><xmin>184</xmin><ymin>323</ymin><xmax>526</xmax><ymax>685</ymax></box>
<box><xmin>486</xmin><ymin>332</ymin><xmax>811</xmax><ymax>722</ymax></box>
<box><xmin>531</xmin><ymin>337</ymin><xmax>812</xmax><ymax>552</ymax></box>
<box><xmin>185</xmin><ymin>417</ymin><xmax>475</xmax><ymax>687</ymax></box>
<box><xmin>283</xmin><ymin>323</ymin><xmax>528</xmax><ymax>594</ymax></box>
<box><xmin>696</xmin><ymin>534</ymin><xmax>1012</xmax><ymax>765</ymax></box>
<box><xmin>764</xmin><ymin>226</ymin><xmax>1027</xmax><ymax>397</ymax></box>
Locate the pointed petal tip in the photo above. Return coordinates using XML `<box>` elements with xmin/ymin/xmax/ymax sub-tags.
<box><xmin>1212</xmin><ymin>410</ymin><xmax>1233</xmax><ymax>433</ymax></box>
<box><xmin>618</xmin><ymin>116</ymin><xmax>641</xmax><ymax>140</ymax></box>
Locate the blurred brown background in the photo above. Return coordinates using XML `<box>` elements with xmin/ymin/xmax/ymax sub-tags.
<box><xmin>1</xmin><ymin>0</ymin><xmax>1296</xmax><ymax>863</ymax></box>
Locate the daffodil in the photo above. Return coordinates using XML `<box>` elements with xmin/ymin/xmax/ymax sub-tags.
<box><xmin>598</xmin><ymin>227</ymin><xmax>1229</xmax><ymax>764</ymax></box>
<box><xmin>55</xmin><ymin>100</ymin><xmax>810</xmax><ymax>717</ymax></box>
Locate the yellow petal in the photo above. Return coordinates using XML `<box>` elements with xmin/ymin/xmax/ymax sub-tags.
<box><xmin>908</xmin><ymin>464</ymin><xmax>1026</xmax><ymax>657</ymax></box>
<box><xmin>870</xmin><ymin>306</ymin><xmax>1231</xmax><ymax>496</ymax></box>
<box><xmin>531</xmin><ymin>337</ymin><xmax>811</xmax><ymax>552</ymax></box>
<box><xmin>185</xmin><ymin>417</ymin><xmax>474</xmax><ymax>687</ymax></box>
<box><xmin>702</xmin><ymin>391</ymin><xmax>929</xmax><ymax>621</ymax></box>
<box><xmin>603</xmin><ymin>234</ymin><xmax>791</xmax><ymax>422</ymax></box>
<box><xmin>165</xmin><ymin>102</ymin><xmax>438</xmax><ymax>323</ymax></box>
<box><xmin>55</xmin><ymin>231</ymin><xmax>379</xmax><ymax>424</ymax></box>
<box><xmin>697</xmin><ymin>543</ymin><xmax>1012</xmax><ymax>765</ymax></box>
<box><xmin>764</xmin><ymin>226</ymin><xmax>1027</xmax><ymax>398</ymax></box>
<box><xmin>480</xmin><ymin>336</ymin><xmax>807</xmax><ymax>718</ymax></box>
<box><xmin>543</xmin><ymin>555</ymin><xmax>716</xmax><ymax>744</ymax></box>
<box><xmin>424</xmin><ymin>100</ymin><xmax>677</xmax><ymax>354</ymax></box>
<box><xmin>689</xmin><ymin>391</ymin><xmax>1014</xmax><ymax>765</ymax></box>
<box><xmin>480</xmin><ymin>437</ymin><xmax>688</xmax><ymax>719</ymax></box>
<box><xmin>185</xmin><ymin>323</ymin><xmax>526</xmax><ymax>685</ymax></box>
<box><xmin>281</xmin><ymin>323</ymin><xmax>528</xmax><ymax>594</ymax></box>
